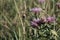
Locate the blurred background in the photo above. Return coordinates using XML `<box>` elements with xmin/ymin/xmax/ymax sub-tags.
<box><xmin>0</xmin><ymin>0</ymin><xmax>60</xmax><ymax>40</ymax></box>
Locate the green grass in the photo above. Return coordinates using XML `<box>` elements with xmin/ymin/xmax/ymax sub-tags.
<box><xmin>0</xmin><ymin>0</ymin><xmax>60</xmax><ymax>40</ymax></box>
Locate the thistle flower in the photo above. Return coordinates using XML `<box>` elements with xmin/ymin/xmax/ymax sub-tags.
<box><xmin>38</xmin><ymin>0</ymin><xmax>45</xmax><ymax>3</ymax></box>
<box><xmin>33</xmin><ymin>18</ymin><xmax>40</xmax><ymax>23</ymax></box>
<box><xmin>31</xmin><ymin>18</ymin><xmax>41</xmax><ymax>28</ymax></box>
<box><xmin>47</xmin><ymin>16</ymin><xmax>55</xmax><ymax>22</ymax></box>
<box><xmin>30</xmin><ymin>16</ymin><xmax>55</xmax><ymax>28</ymax></box>
<box><xmin>31</xmin><ymin>21</ymin><xmax>38</xmax><ymax>28</ymax></box>
<box><xmin>31</xmin><ymin>18</ymin><xmax>46</xmax><ymax>26</ymax></box>
<box><xmin>30</xmin><ymin>7</ymin><xmax>42</xmax><ymax>12</ymax></box>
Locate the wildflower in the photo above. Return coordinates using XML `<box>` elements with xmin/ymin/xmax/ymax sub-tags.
<box><xmin>30</xmin><ymin>18</ymin><xmax>41</xmax><ymax>28</ymax></box>
<box><xmin>56</xmin><ymin>3</ymin><xmax>60</xmax><ymax>8</ymax></box>
<box><xmin>33</xmin><ymin>18</ymin><xmax>40</xmax><ymax>23</ymax></box>
<box><xmin>47</xmin><ymin>16</ymin><xmax>55</xmax><ymax>22</ymax></box>
<box><xmin>31</xmin><ymin>21</ymin><xmax>38</xmax><ymax>28</ymax></box>
<box><xmin>38</xmin><ymin>0</ymin><xmax>45</xmax><ymax>3</ymax></box>
<box><xmin>32</xmin><ymin>18</ymin><xmax>47</xmax><ymax>24</ymax></box>
<box><xmin>30</xmin><ymin>7</ymin><xmax>42</xmax><ymax>12</ymax></box>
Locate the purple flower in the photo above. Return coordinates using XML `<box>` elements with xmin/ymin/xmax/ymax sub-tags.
<box><xmin>31</xmin><ymin>18</ymin><xmax>41</xmax><ymax>28</ymax></box>
<box><xmin>47</xmin><ymin>16</ymin><xmax>55</xmax><ymax>22</ymax></box>
<box><xmin>56</xmin><ymin>3</ymin><xmax>60</xmax><ymax>8</ymax></box>
<box><xmin>31</xmin><ymin>21</ymin><xmax>38</xmax><ymax>27</ymax></box>
<box><xmin>33</xmin><ymin>18</ymin><xmax>40</xmax><ymax>23</ymax></box>
<box><xmin>32</xmin><ymin>18</ymin><xmax>46</xmax><ymax>25</ymax></box>
<box><xmin>30</xmin><ymin>7</ymin><xmax>42</xmax><ymax>12</ymax></box>
<box><xmin>38</xmin><ymin>0</ymin><xmax>45</xmax><ymax>3</ymax></box>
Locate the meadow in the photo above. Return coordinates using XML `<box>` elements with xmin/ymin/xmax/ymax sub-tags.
<box><xmin>0</xmin><ymin>0</ymin><xmax>60</xmax><ymax>40</ymax></box>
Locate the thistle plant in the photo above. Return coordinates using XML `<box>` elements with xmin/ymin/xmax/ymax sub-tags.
<box><xmin>0</xmin><ymin>0</ymin><xmax>60</xmax><ymax>40</ymax></box>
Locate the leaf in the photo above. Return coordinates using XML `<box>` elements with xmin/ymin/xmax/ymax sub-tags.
<box><xmin>51</xmin><ymin>30</ymin><xmax>58</xmax><ymax>37</ymax></box>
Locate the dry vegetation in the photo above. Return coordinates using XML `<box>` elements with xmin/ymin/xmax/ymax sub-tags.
<box><xmin>0</xmin><ymin>0</ymin><xmax>60</xmax><ymax>40</ymax></box>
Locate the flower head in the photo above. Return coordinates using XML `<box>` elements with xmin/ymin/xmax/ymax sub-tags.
<box><xmin>31</xmin><ymin>18</ymin><xmax>41</xmax><ymax>28</ymax></box>
<box><xmin>33</xmin><ymin>18</ymin><xmax>40</xmax><ymax>23</ymax></box>
<box><xmin>31</xmin><ymin>21</ymin><xmax>38</xmax><ymax>28</ymax></box>
<box><xmin>30</xmin><ymin>7</ymin><xmax>42</xmax><ymax>12</ymax></box>
<box><xmin>47</xmin><ymin>16</ymin><xmax>55</xmax><ymax>22</ymax></box>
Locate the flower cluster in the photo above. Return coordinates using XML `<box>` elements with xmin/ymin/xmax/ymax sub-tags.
<box><xmin>31</xmin><ymin>16</ymin><xmax>55</xmax><ymax>28</ymax></box>
<box><xmin>30</xmin><ymin>0</ymin><xmax>56</xmax><ymax>28</ymax></box>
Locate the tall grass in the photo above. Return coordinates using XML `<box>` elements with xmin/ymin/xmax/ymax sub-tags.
<box><xmin>0</xmin><ymin>0</ymin><xmax>60</xmax><ymax>40</ymax></box>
